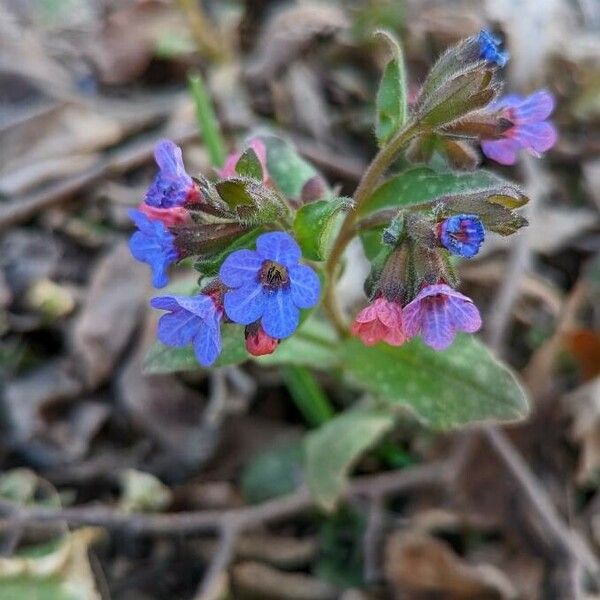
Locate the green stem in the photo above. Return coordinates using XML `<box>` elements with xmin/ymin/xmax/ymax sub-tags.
<box><xmin>323</xmin><ymin>122</ymin><xmax>420</xmax><ymax>335</ymax></box>
<box><xmin>280</xmin><ymin>366</ymin><xmax>334</xmax><ymax>427</ymax></box>
<box><xmin>188</xmin><ymin>73</ymin><xmax>227</xmax><ymax>168</ymax></box>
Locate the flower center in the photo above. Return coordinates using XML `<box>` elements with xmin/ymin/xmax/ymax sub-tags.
<box><xmin>259</xmin><ymin>260</ymin><xmax>289</xmax><ymax>291</ymax></box>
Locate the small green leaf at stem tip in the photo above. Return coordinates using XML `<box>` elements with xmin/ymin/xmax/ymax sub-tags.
<box><xmin>305</xmin><ymin>406</ymin><xmax>396</xmax><ymax>511</ymax></box>
<box><xmin>341</xmin><ymin>335</ymin><xmax>529</xmax><ymax>430</ymax></box>
<box><xmin>281</xmin><ymin>365</ymin><xmax>334</xmax><ymax>427</ymax></box>
<box><xmin>375</xmin><ymin>30</ymin><xmax>408</xmax><ymax>146</ymax></box>
<box><xmin>188</xmin><ymin>73</ymin><xmax>226</xmax><ymax>168</ymax></box>
<box><xmin>235</xmin><ymin>147</ymin><xmax>264</xmax><ymax>180</ymax></box>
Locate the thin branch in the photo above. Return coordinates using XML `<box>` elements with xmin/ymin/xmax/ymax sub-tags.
<box><xmin>193</xmin><ymin>523</ymin><xmax>238</xmax><ymax>600</ymax></box>
<box><xmin>482</xmin><ymin>425</ymin><xmax>600</xmax><ymax>582</ymax></box>
<box><xmin>0</xmin><ymin>460</ymin><xmax>448</xmax><ymax>537</ymax></box>
<box><xmin>362</xmin><ymin>496</ymin><xmax>385</xmax><ymax>584</ymax></box>
<box><xmin>485</xmin><ymin>155</ymin><xmax>547</xmax><ymax>355</ymax></box>
<box><xmin>478</xmin><ymin>155</ymin><xmax>600</xmax><ymax>585</ymax></box>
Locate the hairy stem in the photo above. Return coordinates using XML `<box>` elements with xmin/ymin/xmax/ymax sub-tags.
<box><xmin>323</xmin><ymin>123</ymin><xmax>419</xmax><ymax>334</ymax></box>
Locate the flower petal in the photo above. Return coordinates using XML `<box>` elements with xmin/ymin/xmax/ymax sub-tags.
<box><xmin>170</xmin><ymin>294</ymin><xmax>217</xmax><ymax>319</ymax></box>
<box><xmin>481</xmin><ymin>138</ymin><xmax>521</xmax><ymax>165</ymax></box>
<box><xmin>155</xmin><ymin>139</ymin><xmax>187</xmax><ymax>177</ymax></box>
<box><xmin>156</xmin><ymin>309</ymin><xmax>200</xmax><ymax>347</ymax></box>
<box><xmin>138</xmin><ymin>203</ymin><xmax>189</xmax><ymax>227</ymax></box>
<box><xmin>447</xmin><ymin>295</ymin><xmax>482</xmax><ymax>333</ymax></box>
<box><xmin>513</xmin><ymin>90</ymin><xmax>555</xmax><ymax>123</ymax></box>
<box><xmin>224</xmin><ymin>282</ymin><xmax>265</xmax><ymax>325</ymax></box>
<box><xmin>128</xmin><ymin>235</ymin><xmax>172</xmax><ymax>288</ymax></box>
<box><xmin>354</xmin><ymin>302</ymin><xmax>380</xmax><ymax>324</ymax></box>
<box><xmin>401</xmin><ymin>300</ymin><xmax>423</xmax><ymax>338</ymax></box>
<box><xmin>192</xmin><ymin>314</ymin><xmax>222</xmax><ymax>366</ymax></box>
<box><xmin>262</xmin><ymin>289</ymin><xmax>300</xmax><ymax>339</ymax></box>
<box><xmin>374</xmin><ymin>298</ymin><xmax>403</xmax><ymax>330</ymax></box>
<box><xmin>150</xmin><ymin>296</ymin><xmax>181</xmax><ymax>312</ymax></box>
<box><xmin>421</xmin><ymin>297</ymin><xmax>455</xmax><ymax>351</ymax></box>
<box><xmin>219</xmin><ymin>249</ymin><xmax>262</xmax><ymax>288</ymax></box>
<box><xmin>352</xmin><ymin>319</ymin><xmax>387</xmax><ymax>346</ymax></box>
<box><xmin>514</xmin><ymin>122</ymin><xmax>557</xmax><ymax>154</ymax></box>
<box><xmin>288</xmin><ymin>264</ymin><xmax>320</xmax><ymax>308</ymax></box>
<box><xmin>256</xmin><ymin>231</ymin><xmax>301</xmax><ymax>266</ymax></box>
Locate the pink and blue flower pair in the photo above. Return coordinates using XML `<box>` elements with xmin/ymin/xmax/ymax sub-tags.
<box><xmin>482</xmin><ymin>90</ymin><xmax>557</xmax><ymax>165</ymax></box>
<box><xmin>352</xmin><ymin>284</ymin><xmax>481</xmax><ymax>352</ymax></box>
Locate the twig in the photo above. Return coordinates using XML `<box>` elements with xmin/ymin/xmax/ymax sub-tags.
<box><xmin>362</xmin><ymin>496</ymin><xmax>385</xmax><ymax>584</ymax></box>
<box><xmin>522</xmin><ymin>278</ymin><xmax>588</xmax><ymax>399</ymax></box>
<box><xmin>0</xmin><ymin>127</ymin><xmax>199</xmax><ymax>231</ymax></box>
<box><xmin>0</xmin><ymin>460</ymin><xmax>448</xmax><ymax>536</ymax></box>
<box><xmin>203</xmin><ymin>370</ymin><xmax>228</xmax><ymax>428</ymax></box>
<box><xmin>485</xmin><ymin>155</ymin><xmax>546</xmax><ymax>355</ymax></box>
<box><xmin>479</xmin><ymin>156</ymin><xmax>600</xmax><ymax>586</ymax></box>
<box><xmin>482</xmin><ymin>426</ymin><xmax>600</xmax><ymax>581</ymax></box>
<box><xmin>194</xmin><ymin>523</ymin><xmax>238</xmax><ymax>600</ymax></box>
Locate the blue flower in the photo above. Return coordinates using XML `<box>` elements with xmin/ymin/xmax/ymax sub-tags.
<box><xmin>145</xmin><ymin>140</ymin><xmax>199</xmax><ymax>209</ymax></box>
<box><xmin>151</xmin><ymin>294</ymin><xmax>222</xmax><ymax>367</ymax></box>
<box><xmin>481</xmin><ymin>90</ymin><xmax>557</xmax><ymax>165</ymax></box>
<box><xmin>437</xmin><ymin>214</ymin><xmax>485</xmax><ymax>258</ymax></box>
<box><xmin>219</xmin><ymin>232</ymin><xmax>320</xmax><ymax>339</ymax></box>
<box><xmin>478</xmin><ymin>29</ymin><xmax>509</xmax><ymax>67</ymax></box>
<box><xmin>128</xmin><ymin>209</ymin><xmax>178</xmax><ymax>288</ymax></box>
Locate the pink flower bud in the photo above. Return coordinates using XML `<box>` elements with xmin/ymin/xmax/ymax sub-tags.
<box><xmin>245</xmin><ymin>323</ymin><xmax>278</xmax><ymax>356</ymax></box>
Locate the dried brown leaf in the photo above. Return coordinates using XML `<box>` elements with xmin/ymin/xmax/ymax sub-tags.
<box><xmin>71</xmin><ymin>242</ymin><xmax>149</xmax><ymax>389</ymax></box>
<box><xmin>384</xmin><ymin>531</ymin><xmax>517</xmax><ymax>599</ymax></box>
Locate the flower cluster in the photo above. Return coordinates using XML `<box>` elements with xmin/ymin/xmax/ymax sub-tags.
<box><xmin>128</xmin><ymin>139</ymin><xmax>319</xmax><ymax>366</ymax></box>
<box><xmin>127</xmin><ymin>27</ymin><xmax>556</xmax><ymax>366</ymax></box>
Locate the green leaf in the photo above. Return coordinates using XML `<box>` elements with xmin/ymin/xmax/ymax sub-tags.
<box><xmin>235</xmin><ymin>147</ymin><xmax>264</xmax><ymax>180</ymax></box>
<box><xmin>188</xmin><ymin>73</ymin><xmax>226</xmax><ymax>168</ymax></box>
<box><xmin>241</xmin><ymin>443</ymin><xmax>304</xmax><ymax>504</ymax></box>
<box><xmin>375</xmin><ymin>31</ymin><xmax>408</xmax><ymax>146</ymax></box>
<box><xmin>0</xmin><ymin>529</ymin><xmax>103</xmax><ymax>600</ymax></box>
<box><xmin>194</xmin><ymin>228</ymin><xmax>262</xmax><ymax>277</ymax></box>
<box><xmin>214</xmin><ymin>178</ymin><xmax>286</xmax><ymax>225</ymax></box>
<box><xmin>293</xmin><ymin>198</ymin><xmax>348</xmax><ymax>261</ymax></box>
<box><xmin>341</xmin><ymin>335</ymin><xmax>529</xmax><ymax>430</ymax></box>
<box><xmin>305</xmin><ymin>406</ymin><xmax>396</xmax><ymax>511</ymax></box>
<box><xmin>359</xmin><ymin>166</ymin><xmax>510</xmax><ymax>216</ymax></box>
<box><xmin>261</xmin><ymin>135</ymin><xmax>319</xmax><ymax>199</ymax></box>
<box><xmin>281</xmin><ymin>365</ymin><xmax>334</xmax><ymax>427</ymax></box>
<box><xmin>257</xmin><ymin>313</ymin><xmax>340</xmax><ymax>370</ymax></box>
<box><xmin>418</xmin><ymin>67</ymin><xmax>496</xmax><ymax>129</ymax></box>
<box><xmin>215</xmin><ymin>178</ymin><xmax>255</xmax><ymax>209</ymax></box>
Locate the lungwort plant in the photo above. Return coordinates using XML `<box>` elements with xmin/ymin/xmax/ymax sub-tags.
<box><xmin>132</xmin><ymin>30</ymin><xmax>556</xmax><ymax>510</ymax></box>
